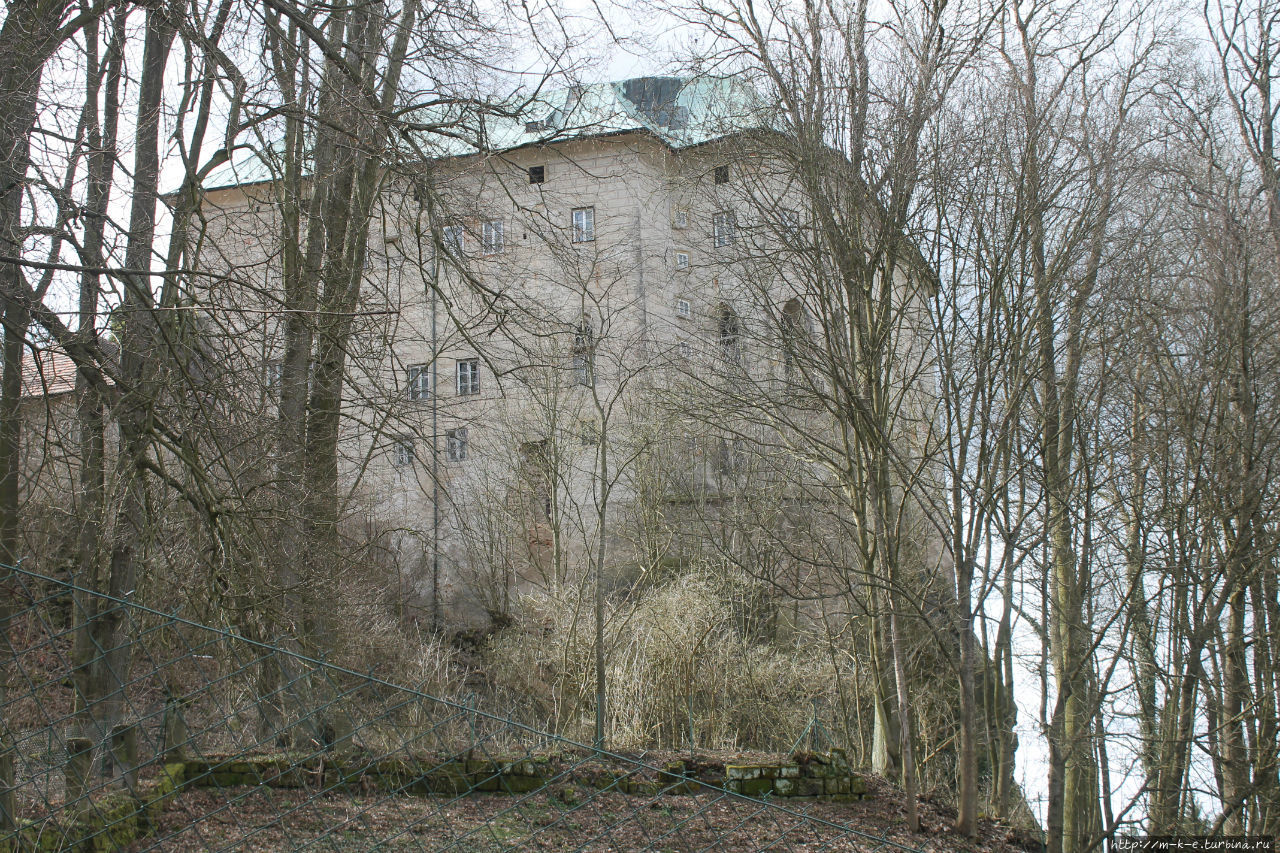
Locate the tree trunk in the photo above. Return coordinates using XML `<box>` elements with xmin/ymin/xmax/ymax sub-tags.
<box><xmin>0</xmin><ymin>0</ymin><xmax>80</xmax><ymax>827</ymax></box>
<box><xmin>88</xmin><ymin>4</ymin><xmax>175</xmax><ymax>789</ymax></box>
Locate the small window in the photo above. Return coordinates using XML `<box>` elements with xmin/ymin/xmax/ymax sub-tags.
<box><xmin>482</xmin><ymin>220</ymin><xmax>504</xmax><ymax>254</ymax></box>
<box><xmin>442</xmin><ymin>224</ymin><xmax>464</xmax><ymax>254</ymax></box>
<box><xmin>717</xmin><ymin>437</ymin><xmax>746</xmax><ymax>474</ymax></box>
<box><xmin>266</xmin><ymin>360</ymin><xmax>283</xmax><ymax>394</ymax></box>
<box><xmin>782</xmin><ymin>298</ymin><xmax>811</xmax><ymax>382</ymax></box>
<box><xmin>676</xmin><ymin>298</ymin><xmax>692</xmax><ymax>319</ymax></box>
<box><xmin>781</xmin><ymin>208</ymin><xmax>800</xmax><ymax>241</ymax></box>
<box><xmin>456</xmin><ymin>358</ymin><xmax>480</xmax><ymax>395</ymax></box>
<box><xmin>712</xmin><ymin>211</ymin><xmax>736</xmax><ymax>247</ymax></box>
<box><xmin>446</xmin><ymin>427</ymin><xmax>469</xmax><ymax>462</ymax></box>
<box><xmin>406</xmin><ymin>364</ymin><xmax>431</xmax><ymax>401</ymax></box>
<box><xmin>675</xmin><ymin>251</ymin><xmax>690</xmax><ymax>270</ymax></box>
<box><xmin>572</xmin><ymin>207</ymin><xmax>595</xmax><ymax>243</ymax></box>
<box><xmin>673</xmin><ymin>208</ymin><xmax>689</xmax><ymax>229</ymax></box>
<box><xmin>572</xmin><ymin>320</ymin><xmax>595</xmax><ymax>386</ymax></box>
<box><xmin>678</xmin><ymin>340</ymin><xmax>692</xmax><ymax>358</ymax></box>
<box><xmin>529</xmin><ymin>165</ymin><xmax>545</xmax><ymax>184</ymax></box>
<box><xmin>714</xmin><ymin>164</ymin><xmax>730</xmax><ymax>185</ymax></box>
<box><xmin>520</xmin><ymin>440</ymin><xmax>552</xmax><ymax>520</ymax></box>
<box><xmin>579</xmin><ymin>418</ymin><xmax>600</xmax><ymax>446</ymax></box>
<box><xmin>393</xmin><ymin>437</ymin><xmax>415</xmax><ymax>468</ymax></box>
<box><xmin>718</xmin><ymin>306</ymin><xmax>742</xmax><ymax>364</ymax></box>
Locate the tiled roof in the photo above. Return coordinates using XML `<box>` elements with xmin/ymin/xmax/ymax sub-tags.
<box><xmin>19</xmin><ymin>343</ymin><xmax>117</xmax><ymax>398</ymax></box>
<box><xmin>201</xmin><ymin>76</ymin><xmax>765</xmax><ymax>191</ymax></box>
<box><xmin>20</xmin><ymin>347</ymin><xmax>80</xmax><ymax>398</ymax></box>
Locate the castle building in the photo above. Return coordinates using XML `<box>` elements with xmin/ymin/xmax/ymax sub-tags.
<box><xmin>194</xmin><ymin>76</ymin><xmax>915</xmax><ymax>625</ymax></box>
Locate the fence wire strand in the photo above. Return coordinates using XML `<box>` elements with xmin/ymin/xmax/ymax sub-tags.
<box><xmin>1</xmin><ymin>564</ymin><xmax>928</xmax><ymax>852</ymax></box>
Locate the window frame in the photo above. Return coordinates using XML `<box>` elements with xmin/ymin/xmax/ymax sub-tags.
<box><xmin>265</xmin><ymin>360</ymin><xmax>284</xmax><ymax>395</ymax></box>
<box><xmin>406</xmin><ymin>364</ymin><xmax>431</xmax><ymax>401</ymax></box>
<box><xmin>528</xmin><ymin>165</ymin><xmax>545</xmax><ymax>184</ymax></box>
<box><xmin>482</xmin><ymin>219</ymin><xmax>504</xmax><ymax>255</ymax></box>
<box><xmin>392</xmin><ymin>437</ymin><xmax>415</xmax><ymax>468</ymax></box>
<box><xmin>572</xmin><ymin>320</ymin><xmax>595</xmax><ymax>386</ymax></box>
<box><xmin>446</xmin><ymin>427</ymin><xmax>469</xmax><ymax>462</ymax></box>
<box><xmin>442</xmin><ymin>223</ymin><xmax>464</xmax><ymax>255</ymax></box>
<box><xmin>780</xmin><ymin>208</ymin><xmax>801</xmax><ymax>242</ymax></box>
<box><xmin>572</xmin><ymin>206</ymin><xmax>595</xmax><ymax>243</ymax></box>
<box><xmin>456</xmin><ymin>358</ymin><xmax>480</xmax><ymax>395</ymax></box>
<box><xmin>712</xmin><ymin>211</ymin><xmax>736</xmax><ymax>248</ymax></box>
<box><xmin>675</xmin><ymin>298</ymin><xmax>692</xmax><ymax>319</ymax></box>
<box><xmin>713</xmin><ymin>164</ymin><xmax>730</xmax><ymax>185</ymax></box>
<box><xmin>674</xmin><ymin>250</ymin><xmax>690</xmax><ymax>270</ymax></box>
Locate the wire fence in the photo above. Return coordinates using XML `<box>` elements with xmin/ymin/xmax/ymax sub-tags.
<box><xmin>0</xmin><ymin>564</ymin><xmax>928</xmax><ymax>852</ymax></box>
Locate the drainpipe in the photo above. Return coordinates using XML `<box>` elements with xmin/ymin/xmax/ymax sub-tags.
<box><xmin>430</xmin><ymin>217</ymin><xmax>441</xmax><ymax>631</ymax></box>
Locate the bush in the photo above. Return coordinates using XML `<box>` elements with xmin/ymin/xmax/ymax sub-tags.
<box><xmin>483</xmin><ymin>565</ymin><xmax>845</xmax><ymax>752</ymax></box>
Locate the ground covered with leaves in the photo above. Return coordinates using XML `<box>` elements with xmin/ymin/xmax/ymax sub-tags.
<box><xmin>142</xmin><ymin>772</ymin><xmax>1041</xmax><ymax>853</ymax></box>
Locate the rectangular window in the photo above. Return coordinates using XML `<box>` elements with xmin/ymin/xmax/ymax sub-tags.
<box><xmin>678</xmin><ymin>340</ymin><xmax>692</xmax><ymax>358</ymax></box>
<box><xmin>442</xmin><ymin>224</ymin><xmax>464</xmax><ymax>254</ymax></box>
<box><xmin>406</xmin><ymin>364</ymin><xmax>430</xmax><ymax>401</ymax></box>
<box><xmin>572</xmin><ymin>353</ymin><xmax>594</xmax><ymax>386</ymax></box>
<box><xmin>781</xmin><ymin>208</ymin><xmax>800</xmax><ymax>241</ymax></box>
<box><xmin>482</xmin><ymin>219</ymin><xmax>504</xmax><ymax>254</ymax></box>
<box><xmin>572</xmin><ymin>207</ymin><xmax>595</xmax><ymax>243</ymax></box>
<box><xmin>456</xmin><ymin>359</ymin><xmax>480</xmax><ymax>395</ymax></box>
<box><xmin>673</xmin><ymin>208</ymin><xmax>689</xmax><ymax>229</ymax></box>
<box><xmin>714</xmin><ymin>164</ymin><xmax>730</xmax><ymax>184</ymax></box>
<box><xmin>579</xmin><ymin>418</ymin><xmax>599</xmax><ymax>446</ymax></box>
<box><xmin>675</xmin><ymin>251</ymin><xmax>690</xmax><ymax>270</ymax></box>
<box><xmin>717</xmin><ymin>437</ymin><xmax>745</xmax><ymax>474</ymax></box>
<box><xmin>393</xmin><ymin>437</ymin><xmax>415</xmax><ymax>468</ymax></box>
<box><xmin>676</xmin><ymin>298</ymin><xmax>692</xmax><ymax>318</ymax></box>
<box><xmin>520</xmin><ymin>440</ymin><xmax>552</xmax><ymax>521</ymax></box>
<box><xmin>266</xmin><ymin>360</ymin><xmax>283</xmax><ymax>394</ymax></box>
<box><xmin>713</xmin><ymin>211</ymin><xmax>736</xmax><ymax>247</ymax></box>
<box><xmin>446</xmin><ymin>427</ymin><xmax>468</xmax><ymax>462</ymax></box>
<box><xmin>529</xmin><ymin>165</ymin><xmax>545</xmax><ymax>184</ymax></box>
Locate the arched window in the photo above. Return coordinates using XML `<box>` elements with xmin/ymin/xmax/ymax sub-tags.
<box><xmin>572</xmin><ymin>318</ymin><xmax>595</xmax><ymax>386</ymax></box>
<box><xmin>717</xmin><ymin>304</ymin><xmax>742</xmax><ymax>364</ymax></box>
<box><xmin>781</xmin><ymin>298</ymin><xmax>808</xmax><ymax>381</ymax></box>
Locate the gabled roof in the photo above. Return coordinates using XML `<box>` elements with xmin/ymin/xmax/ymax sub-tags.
<box><xmin>201</xmin><ymin>76</ymin><xmax>765</xmax><ymax>191</ymax></box>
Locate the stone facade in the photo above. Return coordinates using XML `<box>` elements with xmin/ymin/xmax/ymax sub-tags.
<box><xmin>192</xmin><ymin>77</ymin><xmax>928</xmax><ymax>626</ymax></box>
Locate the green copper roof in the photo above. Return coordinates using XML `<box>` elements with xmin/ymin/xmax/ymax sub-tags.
<box><xmin>201</xmin><ymin>76</ymin><xmax>764</xmax><ymax>191</ymax></box>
